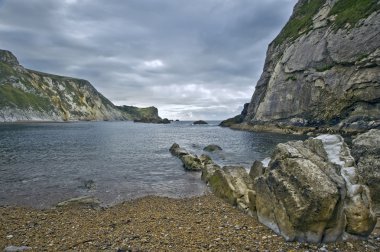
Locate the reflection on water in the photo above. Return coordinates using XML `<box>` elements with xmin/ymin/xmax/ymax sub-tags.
<box><xmin>0</xmin><ymin>121</ymin><xmax>306</xmax><ymax>208</ymax></box>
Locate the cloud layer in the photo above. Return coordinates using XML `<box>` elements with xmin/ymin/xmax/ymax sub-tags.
<box><xmin>0</xmin><ymin>0</ymin><xmax>297</xmax><ymax>120</ymax></box>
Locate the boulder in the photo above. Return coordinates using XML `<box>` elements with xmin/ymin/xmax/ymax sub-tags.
<box><xmin>203</xmin><ymin>144</ymin><xmax>223</xmax><ymax>152</ymax></box>
<box><xmin>181</xmin><ymin>154</ymin><xmax>203</xmax><ymax>171</ymax></box>
<box><xmin>249</xmin><ymin>160</ymin><xmax>265</xmax><ymax>180</ymax></box>
<box><xmin>255</xmin><ymin>135</ymin><xmax>376</xmax><ymax>242</ymax></box>
<box><xmin>351</xmin><ymin>129</ymin><xmax>380</xmax><ymax>214</ymax></box>
<box><xmin>169</xmin><ymin>143</ymin><xmax>189</xmax><ymax>157</ymax></box>
<box><xmin>169</xmin><ymin>143</ymin><xmax>204</xmax><ymax>171</ymax></box>
<box><xmin>208</xmin><ymin>166</ymin><xmax>255</xmax><ymax>212</ymax></box>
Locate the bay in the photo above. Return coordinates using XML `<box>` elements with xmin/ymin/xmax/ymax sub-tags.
<box><xmin>0</xmin><ymin>121</ymin><xmax>306</xmax><ymax>208</ymax></box>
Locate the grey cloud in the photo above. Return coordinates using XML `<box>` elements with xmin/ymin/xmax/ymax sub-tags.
<box><xmin>0</xmin><ymin>0</ymin><xmax>297</xmax><ymax>120</ymax></box>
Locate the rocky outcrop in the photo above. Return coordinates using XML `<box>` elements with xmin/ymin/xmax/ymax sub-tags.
<box><xmin>170</xmin><ymin>137</ymin><xmax>377</xmax><ymax>242</ymax></box>
<box><xmin>227</xmin><ymin>1</ymin><xmax>380</xmax><ymax>134</ymax></box>
<box><xmin>255</xmin><ymin>135</ymin><xmax>376</xmax><ymax>242</ymax></box>
<box><xmin>351</xmin><ymin>129</ymin><xmax>380</xmax><ymax>214</ymax></box>
<box><xmin>117</xmin><ymin>105</ymin><xmax>167</xmax><ymax>123</ymax></box>
<box><xmin>220</xmin><ymin>103</ymin><xmax>249</xmax><ymax>127</ymax></box>
<box><xmin>193</xmin><ymin>120</ymin><xmax>208</xmax><ymax>125</ymax></box>
<box><xmin>0</xmin><ymin>49</ymin><xmax>162</xmax><ymax>122</ymax></box>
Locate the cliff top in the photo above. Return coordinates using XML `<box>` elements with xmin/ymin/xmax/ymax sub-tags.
<box><xmin>0</xmin><ymin>49</ymin><xmax>19</xmax><ymax>65</ymax></box>
<box><xmin>273</xmin><ymin>0</ymin><xmax>380</xmax><ymax>46</ymax></box>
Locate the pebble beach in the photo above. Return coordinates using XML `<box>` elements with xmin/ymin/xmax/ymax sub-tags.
<box><xmin>1</xmin><ymin>194</ymin><xmax>379</xmax><ymax>251</ymax></box>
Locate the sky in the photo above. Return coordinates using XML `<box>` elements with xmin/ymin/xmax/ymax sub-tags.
<box><xmin>0</xmin><ymin>0</ymin><xmax>298</xmax><ymax>120</ymax></box>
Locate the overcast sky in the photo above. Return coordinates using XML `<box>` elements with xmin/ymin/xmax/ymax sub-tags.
<box><xmin>0</xmin><ymin>0</ymin><xmax>297</xmax><ymax>120</ymax></box>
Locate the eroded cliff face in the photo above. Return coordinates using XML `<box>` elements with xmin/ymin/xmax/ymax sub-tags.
<box><xmin>244</xmin><ymin>0</ymin><xmax>380</xmax><ymax>133</ymax></box>
<box><xmin>0</xmin><ymin>49</ymin><xmax>162</xmax><ymax>122</ymax></box>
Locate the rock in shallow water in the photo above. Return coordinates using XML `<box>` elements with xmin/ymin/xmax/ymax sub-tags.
<box><xmin>203</xmin><ymin>144</ymin><xmax>223</xmax><ymax>152</ymax></box>
<box><xmin>169</xmin><ymin>143</ymin><xmax>204</xmax><ymax>171</ymax></box>
<box><xmin>57</xmin><ymin>196</ymin><xmax>101</xmax><ymax>209</ymax></box>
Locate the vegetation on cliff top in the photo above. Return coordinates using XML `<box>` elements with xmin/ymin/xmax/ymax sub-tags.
<box><xmin>330</xmin><ymin>0</ymin><xmax>380</xmax><ymax>29</ymax></box>
<box><xmin>0</xmin><ymin>84</ymin><xmax>52</xmax><ymax>112</ymax></box>
<box><xmin>273</xmin><ymin>0</ymin><xmax>380</xmax><ymax>46</ymax></box>
<box><xmin>273</xmin><ymin>0</ymin><xmax>325</xmax><ymax>46</ymax></box>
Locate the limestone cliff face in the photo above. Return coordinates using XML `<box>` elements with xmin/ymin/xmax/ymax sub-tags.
<box><xmin>0</xmin><ymin>49</ymin><xmax>161</xmax><ymax>122</ymax></box>
<box><xmin>244</xmin><ymin>0</ymin><xmax>380</xmax><ymax>133</ymax></box>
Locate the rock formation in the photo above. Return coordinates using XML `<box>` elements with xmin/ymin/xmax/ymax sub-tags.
<box><xmin>0</xmin><ymin>49</ymin><xmax>163</xmax><ymax>122</ymax></box>
<box><xmin>170</xmin><ymin>135</ymin><xmax>377</xmax><ymax>242</ymax></box>
<box><xmin>169</xmin><ymin>143</ymin><xmax>257</xmax><ymax>214</ymax></box>
<box><xmin>254</xmin><ymin>135</ymin><xmax>376</xmax><ymax>242</ymax></box>
<box><xmin>118</xmin><ymin>105</ymin><xmax>169</xmax><ymax>124</ymax></box>
<box><xmin>224</xmin><ymin>0</ymin><xmax>380</xmax><ymax>134</ymax></box>
<box><xmin>351</xmin><ymin>129</ymin><xmax>380</xmax><ymax>214</ymax></box>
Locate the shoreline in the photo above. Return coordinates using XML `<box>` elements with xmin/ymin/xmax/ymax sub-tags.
<box><xmin>224</xmin><ymin>122</ymin><xmax>370</xmax><ymax>136</ymax></box>
<box><xmin>1</xmin><ymin>194</ymin><xmax>379</xmax><ymax>251</ymax></box>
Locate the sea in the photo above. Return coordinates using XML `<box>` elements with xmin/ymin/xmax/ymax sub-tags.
<box><xmin>0</xmin><ymin>121</ymin><xmax>306</xmax><ymax>208</ymax></box>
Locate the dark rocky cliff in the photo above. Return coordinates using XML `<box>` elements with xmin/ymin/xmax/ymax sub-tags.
<box><xmin>0</xmin><ymin>49</ymin><xmax>162</xmax><ymax>122</ymax></box>
<box><xmin>226</xmin><ymin>0</ymin><xmax>380</xmax><ymax>134</ymax></box>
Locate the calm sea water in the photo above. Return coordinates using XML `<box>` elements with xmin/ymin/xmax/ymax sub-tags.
<box><xmin>0</xmin><ymin>121</ymin><xmax>306</xmax><ymax>208</ymax></box>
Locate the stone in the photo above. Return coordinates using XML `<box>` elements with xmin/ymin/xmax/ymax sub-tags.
<box><xmin>255</xmin><ymin>135</ymin><xmax>376</xmax><ymax>242</ymax></box>
<box><xmin>351</xmin><ymin>129</ymin><xmax>380</xmax><ymax>214</ymax></box>
<box><xmin>169</xmin><ymin>143</ymin><xmax>189</xmax><ymax>157</ymax></box>
<box><xmin>169</xmin><ymin>143</ymin><xmax>203</xmax><ymax>171</ymax></box>
<box><xmin>56</xmin><ymin>196</ymin><xmax>101</xmax><ymax>209</ymax></box>
<box><xmin>180</xmin><ymin>154</ymin><xmax>203</xmax><ymax>171</ymax></box>
<box><xmin>203</xmin><ymin>144</ymin><xmax>223</xmax><ymax>152</ymax></box>
<box><xmin>249</xmin><ymin>160</ymin><xmax>265</xmax><ymax>180</ymax></box>
<box><xmin>4</xmin><ymin>246</ymin><xmax>32</xmax><ymax>252</ymax></box>
<box><xmin>208</xmin><ymin>166</ymin><xmax>254</xmax><ymax>211</ymax></box>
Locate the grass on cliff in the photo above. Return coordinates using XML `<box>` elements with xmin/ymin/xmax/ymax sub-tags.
<box><xmin>330</xmin><ymin>0</ymin><xmax>380</xmax><ymax>29</ymax></box>
<box><xmin>273</xmin><ymin>0</ymin><xmax>380</xmax><ymax>46</ymax></box>
<box><xmin>0</xmin><ymin>84</ymin><xmax>52</xmax><ymax>111</ymax></box>
<box><xmin>273</xmin><ymin>0</ymin><xmax>325</xmax><ymax>46</ymax></box>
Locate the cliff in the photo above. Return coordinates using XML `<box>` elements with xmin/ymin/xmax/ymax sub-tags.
<box><xmin>227</xmin><ymin>0</ymin><xmax>380</xmax><ymax>134</ymax></box>
<box><xmin>0</xmin><ymin>49</ymin><xmax>162</xmax><ymax>122</ymax></box>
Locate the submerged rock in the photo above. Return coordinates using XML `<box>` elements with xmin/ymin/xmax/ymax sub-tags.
<box><xmin>255</xmin><ymin>135</ymin><xmax>376</xmax><ymax>242</ymax></box>
<box><xmin>203</xmin><ymin>144</ymin><xmax>223</xmax><ymax>152</ymax></box>
<box><xmin>57</xmin><ymin>196</ymin><xmax>101</xmax><ymax>209</ymax></box>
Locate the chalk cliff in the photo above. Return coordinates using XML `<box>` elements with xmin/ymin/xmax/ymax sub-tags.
<box><xmin>225</xmin><ymin>0</ymin><xmax>380</xmax><ymax>134</ymax></box>
<box><xmin>0</xmin><ymin>49</ymin><xmax>162</xmax><ymax>122</ymax></box>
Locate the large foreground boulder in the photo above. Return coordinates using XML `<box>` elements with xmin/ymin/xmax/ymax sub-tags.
<box><xmin>351</xmin><ymin>129</ymin><xmax>380</xmax><ymax>214</ymax></box>
<box><xmin>255</xmin><ymin>135</ymin><xmax>376</xmax><ymax>242</ymax></box>
<box><xmin>207</xmin><ymin>166</ymin><xmax>255</xmax><ymax>213</ymax></box>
